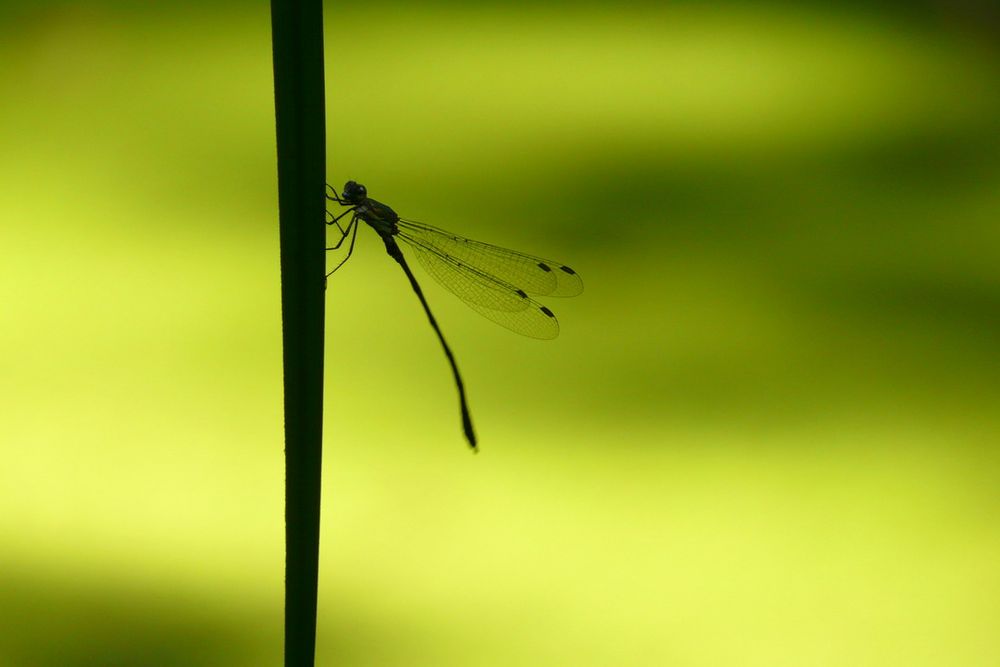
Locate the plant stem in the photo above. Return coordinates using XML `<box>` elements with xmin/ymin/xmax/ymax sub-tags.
<box><xmin>270</xmin><ymin>0</ymin><xmax>326</xmax><ymax>665</ymax></box>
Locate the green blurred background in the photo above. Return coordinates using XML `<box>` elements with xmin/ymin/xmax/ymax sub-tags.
<box><xmin>2</xmin><ymin>1</ymin><xmax>998</xmax><ymax>665</ymax></box>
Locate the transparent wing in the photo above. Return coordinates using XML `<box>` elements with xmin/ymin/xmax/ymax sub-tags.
<box><xmin>397</xmin><ymin>229</ymin><xmax>561</xmax><ymax>339</ymax></box>
<box><xmin>395</xmin><ymin>219</ymin><xmax>584</xmax><ymax>297</ymax></box>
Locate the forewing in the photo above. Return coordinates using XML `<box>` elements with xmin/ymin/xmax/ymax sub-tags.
<box><xmin>396</xmin><ymin>219</ymin><xmax>583</xmax><ymax>297</ymax></box>
<box><xmin>399</xmin><ymin>231</ymin><xmax>560</xmax><ymax>339</ymax></box>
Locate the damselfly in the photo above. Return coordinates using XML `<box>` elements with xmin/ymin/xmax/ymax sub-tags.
<box><xmin>326</xmin><ymin>180</ymin><xmax>583</xmax><ymax>450</ymax></box>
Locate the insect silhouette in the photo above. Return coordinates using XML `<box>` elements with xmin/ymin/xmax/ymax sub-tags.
<box><xmin>326</xmin><ymin>180</ymin><xmax>583</xmax><ymax>450</ymax></box>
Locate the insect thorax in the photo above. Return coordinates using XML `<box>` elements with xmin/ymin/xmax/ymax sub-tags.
<box><xmin>358</xmin><ymin>199</ymin><xmax>400</xmax><ymax>235</ymax></box>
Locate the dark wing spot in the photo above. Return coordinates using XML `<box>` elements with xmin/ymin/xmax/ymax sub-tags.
<box><xmin>559</xmin><ymin>265</ymin><xmax>576</xmax><ymax>275</ymax></box>
<box><xmin>537</xmin><ymin>262</ymin><xmax>552</xmax><ymax>272</ymax></box>
<box><xmin>515</xmin><ymin>289</ymin><xmax>528</xmax><ymax>299</ymax></box>
<box><xmin>540</xmin><ymin>306</ymin><xmax>555</xmax><ymax>318</ymax></box>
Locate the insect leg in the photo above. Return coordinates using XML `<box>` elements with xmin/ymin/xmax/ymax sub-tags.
<box><xmin>326</xmin><ymin>183</ymin><xmax>347</xmax><ymax>205</ymax></box>
<box><xmin>325</xmin><ymin>215</ymin><xmax>360</xmax><ymax>277</ymax></box>
<box><xmin>326</xmin><ymin>206</ymin><xmax>356</xmax><ymax>234</ymax></box>
<box><xmin>326</xmin><ymin>214</ymin><xmax>356</xmax><ymax>251</ymax></box>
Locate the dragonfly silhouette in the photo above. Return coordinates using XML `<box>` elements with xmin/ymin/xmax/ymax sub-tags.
<box><xmin>326</xmin><ymin>180</ymin><xmax>583</xmax><ymax>450</ymax></box>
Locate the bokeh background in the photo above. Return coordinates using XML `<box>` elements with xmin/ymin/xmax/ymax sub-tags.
<box><xmin>2</xmin><ymin>1</ymin><xmax>999</xmax><ymax>665</ymax></box>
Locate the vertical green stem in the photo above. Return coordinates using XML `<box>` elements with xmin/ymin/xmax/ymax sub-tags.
<box><xmin>270</xmin><ymin>1</ymin><xmax>326</xmax><ymax>665</ymax></box>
